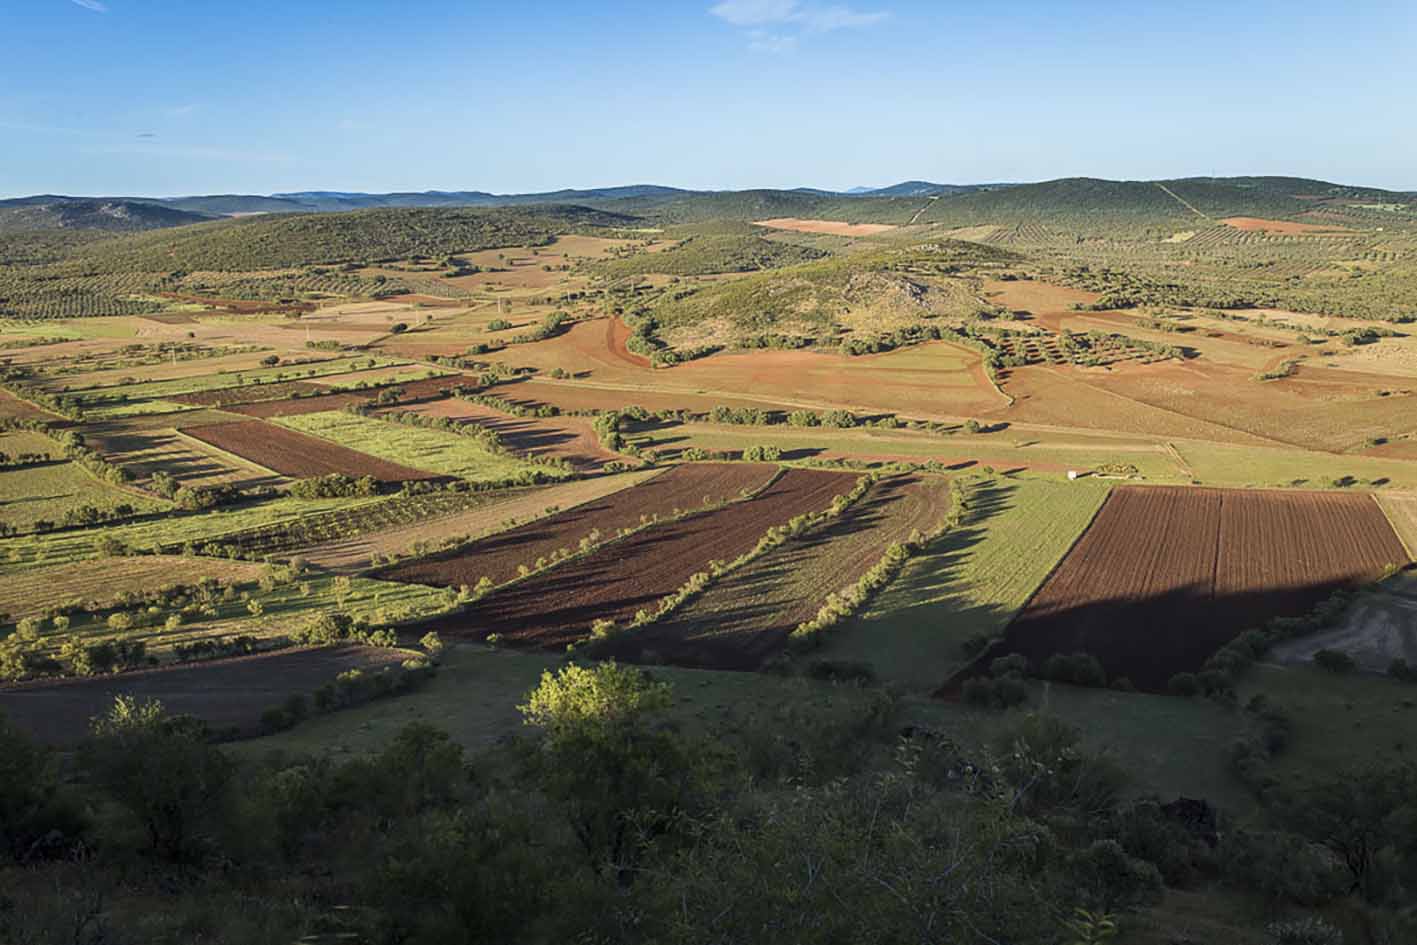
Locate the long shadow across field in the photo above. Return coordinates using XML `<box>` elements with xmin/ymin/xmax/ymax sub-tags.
<box><xmin>954</xmin><ymin>578</ymin><xmax>1387</xmax><ymax>694</ymax></box>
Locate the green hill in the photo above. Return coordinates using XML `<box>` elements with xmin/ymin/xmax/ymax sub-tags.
<box><xmin>632</xmin><ymin>240</ymin><xmax>1019</xmax><ymax>350</ymax></box>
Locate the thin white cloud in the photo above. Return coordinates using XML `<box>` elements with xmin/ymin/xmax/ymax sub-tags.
<box><xmin>803</xmin><ymin>4</ymin><xmax>887</xmax><ymax>30</ymax></box>
<box><xmin>70</xmin><ymin>0</ymin><xmax>109</xmax><ymax>12</ymax></box>
<box><xmin>710</xmin><ymin>1</ymin><xmax>886</xmax><ymax>51</ymax></box>
<box><xmin>165</xmin><ymin>104</ymin><xmax>200</xmax><ymax>118</ymax></box>
<box><xmin>709</xmin><ymin>0</ymin><xmax>799</xmax><ymax>26</ymax></box>
<box><xmin>748</xmin><ymin>30</ymin><xmax>798</xmax><ymax>53</ymax></box>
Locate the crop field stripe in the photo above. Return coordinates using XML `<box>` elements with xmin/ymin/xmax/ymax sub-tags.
<box><xmin>411</xmin><ymin>467</ymin><xmax>859</xmax><ymax>649</ymax></box>
<box><xmin>374</xmin><ymin>462</ymin><xmax>780</xmax><ymax>588</ymax></box>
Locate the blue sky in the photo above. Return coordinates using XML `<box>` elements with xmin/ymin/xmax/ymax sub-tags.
<box><xmin>2</xmin><ymin>0</ymin><xmax>1414</xmax><ymax>197</ymax></box>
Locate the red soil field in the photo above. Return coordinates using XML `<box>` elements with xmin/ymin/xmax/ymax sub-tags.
<box><xmin>377</xmin><ymin>462</ymin><xmax>780</xmax><ymax>588</ymax></box>
<box><xmin>1220</xmin><ymin>216</ymin><xmax>1355</xmax><ymax>235</ymax></box>
<box><xmin>383</xmin><ymin>397</ymin><xmax>622</xmax><ymax>470</ymax></box>
<box><xmin>180</xmin><ymin>419</ymin><xmax>443</xmax><ymax>482</ymax></box>
<box><xmin>0</xmin><ymin>645</ymin><xmax>408</xmax><ymax>745</ymax></box>
<box><xmin>603</xmin><ymin>474</ymin><xmax>952</xmax><ymax>670</ymax></box>
<box><xmin>986</xmin><ymin>486</ymin><xmax>1410</xmax><ymax>691</ymax></box>
<box><xmin>412</xmin><ymin>467</ymin><xmax>858</xmax><ymax>648</ymax></box>
<box><xmin>754</xmin><ymin>218</ymin><xmax>897</xmax><ymax>237</ymax></box>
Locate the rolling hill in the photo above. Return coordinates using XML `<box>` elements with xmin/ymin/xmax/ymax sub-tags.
<box><xmin>0</xmin><ymin>197</ymin><xmax>215</xmax><ymax>233</ymax></box>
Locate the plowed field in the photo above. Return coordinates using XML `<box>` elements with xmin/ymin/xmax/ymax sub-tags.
<box><xmin>413</xmin><ymin>467</ymin><xmax>858</xmax><ymax>648</ymax></box>
<box><xmin>994</xmin><ymin>486</ymin><xmax>1409</xmax><ymax>690</ymax></box>
<box><xmin>603</xmin><ymin>474</ymin><xmax>952</xmax><ymax>669</ymax></box>
<box><xmin>180</xmin><ymin>420</ymin><xmax>442</xmax><ymax>482</ymax></box>
<box><xmin>378</xmin><ymin>463</ymin><xmax>779</xmax><ymax>588</ymax></box>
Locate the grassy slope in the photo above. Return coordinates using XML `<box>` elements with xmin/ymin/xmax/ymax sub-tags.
<box><xmin>818</xmin><ymin>477</ymin><xmax>1110</xmax><ymax>689</ymax></box>
<box><xmin>0</xmin><ymin>450</ymin><xmax>168</xmax><ymax>532</ymax></box>
<box><xmin>273</xmin><ymin>410</ymin><xmax>546</xmax><ymax>482</ymax></box>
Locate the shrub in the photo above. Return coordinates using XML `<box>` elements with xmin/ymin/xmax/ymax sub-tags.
<box><xmin>1168</xmin><ymin>672</ymin><xmax>1199</xmax><ymax>697</ymax></box>
<box><xmin>1042</xmin><ymin>652</ymin><xmax>1106</xmax><ymax>687</ymax></box>
<box><xmin>803</xmin><ymin>659</ymin><xmax>876</xmax><ymax>685</ymax></box>
<box><xmin>1312</xmin><ymin>648</ymin><xmax>1355</xmax><ymax>673</ymax></box>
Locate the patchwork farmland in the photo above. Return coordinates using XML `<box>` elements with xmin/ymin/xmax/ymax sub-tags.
<box><xmin>6</xmin><ymin>168</ymin><xmax>1417</xmax><ymax>940</ymax></box>
<box><xmin>989</xmin><ymin>486</ymin><xmax>1411</xmax><ymax>690</ymax></box>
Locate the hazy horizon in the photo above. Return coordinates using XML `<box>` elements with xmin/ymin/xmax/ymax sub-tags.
<box><xmin>4</xmin><ymin>0</ymin><xmax>1416</xmax><ymax>198</ymax></box>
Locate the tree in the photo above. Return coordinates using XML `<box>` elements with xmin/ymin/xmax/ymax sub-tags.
<box><xmin>519</xmin><ymin>663</ymin><xmax>706</xmax><ymax>883</ymax></box>
<box><xmin>1279</xmin><ymin>763</ymin><xmax>1417</xmax><ymax>902</ymax></box>
<box><xmin>80</xmin><ymin>697</ymin><xmax>233</xmax><ymax>862</ymax></box>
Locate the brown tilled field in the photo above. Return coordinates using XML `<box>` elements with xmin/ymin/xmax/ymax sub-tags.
<box><xmin>0</xmin><ymin>645</ymin><xmax>409</xmax><ymax>745</ymax></box>
<box><xmin>383</xmin><ymin>397</ymin><xmax>622</xmax><ymax>470</ymax></box>
<box><xmin>378</xmin><ymin>462</ymin><xmax>779</xmax><ymax>588</ymax></box>
<box><xmin>291</xmin><ymin>470</ymin><xmax>662</xmax><ymax>572</ymax></box>
<box><xmin>413</xmin><ymin>467</ymin><xmax>858</xmax><ymax>648</ymax></box>
<box><xmin>603</xmin><ymin>474</ymin><xmax>952</xmax><ymax>670</ymax></box>
<box><xmin>0</xmin><ymin>555</ymin><xmax>267</xmax><ymax>620</ymax></box>
<box><xmin>0</xmin><ymin>388</ymin><xmax>62</xmax><ymax>421</ymax></box>
<box><xmin>992</xmin><ymin>485</ymin><xmax>1410</xmax><ymax>690</ymax></box>
<box><xmin>180</xmin><ymin>419</ymin><xmax>443</xmax><ymax>482</ymax></box>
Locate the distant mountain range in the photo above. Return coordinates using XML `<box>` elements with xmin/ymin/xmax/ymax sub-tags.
<box><xmin>0</xmin><ymin>177</ymin><xmax>1409</xmax><ymax>234</ymax></box>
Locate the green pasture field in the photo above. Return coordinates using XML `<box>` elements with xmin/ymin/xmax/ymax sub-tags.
<box><xmin>1174</xmin><ymin>439</ymin><xmax>1417</xmax><ymax>490</ymax></box>
<box><xmin>818</xmin><ymin>477</ymin><xmax>1109</xmax><ymax>689</ymax></box>
<box><xmin>0</xmin><ymin>493</ymin><xmax>386</xmax><ymax>574</ymax></box>
<box><xmin>1241</xmin><ymin>663</ymin><xmax>1417</xmax><ymax>781</ymax></box>
<box><xmin>312</xmin><ymin>365</ymin><xmax>455</xmax><ymax>390</ymax></box>
<box><xmin>272</xmin><ymin>410</ymin><xmax>554</xmax><ymax>483</ymax></box>
<box><xmin>0</xmin><ymin>449</ymin><xmax>169</xmax><ymax>533</ymax></box>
